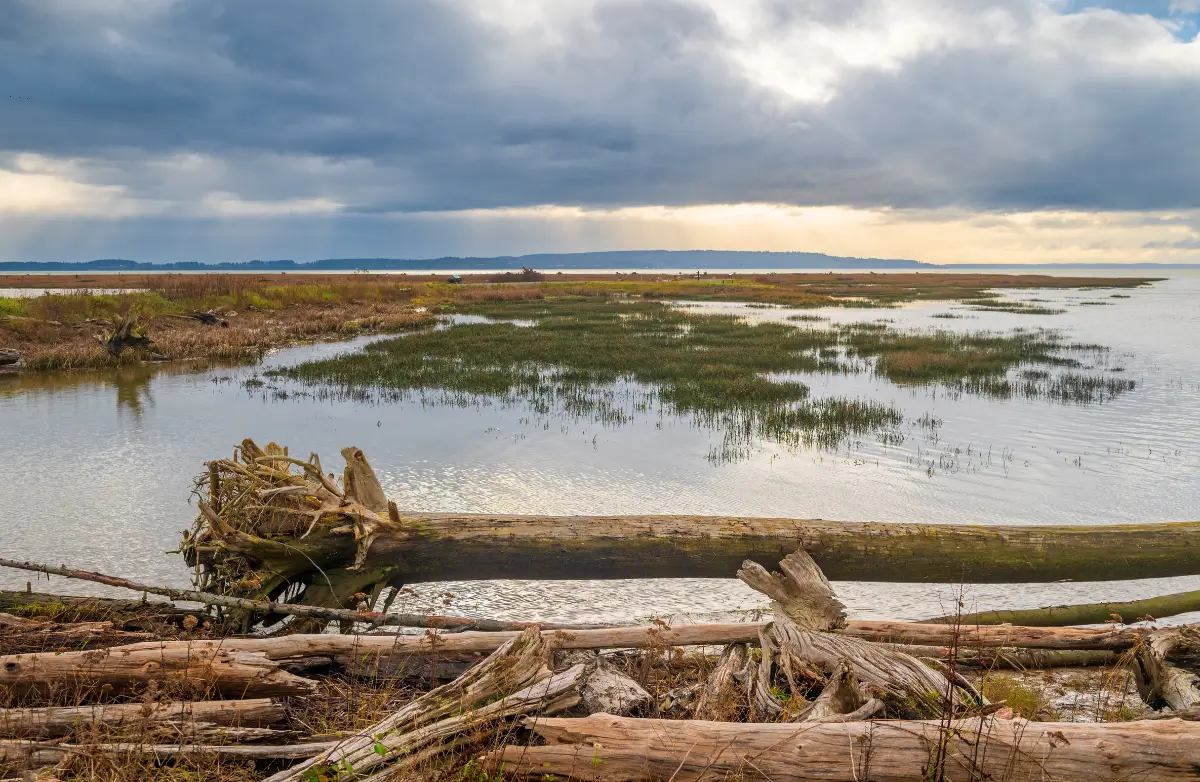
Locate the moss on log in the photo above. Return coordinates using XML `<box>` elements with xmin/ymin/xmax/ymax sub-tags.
<box><xmin>369</xmin><ymin>512</ymin><xmax>1200</xmax><ymax>584</ymax></box>
<box><xmin>931</xmin><ymin>588</ymin><xmax>1200</xmax><ymax>627</ymax></box>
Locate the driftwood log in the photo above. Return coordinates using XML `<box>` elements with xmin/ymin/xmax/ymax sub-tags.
<box><xmin>888</xmin><ymin>644</ymin><xmax>1119</xmax><ymax>669</ymax></box>
<box><xmin>0</xmin><ymin>698</ymin><xmax>285</xmax><ymax>739</ymax></box>
<box><xmin>931</xmin><ymin>587</ymin><xmax>1200</xmax><ymax>626</ymax></box>
<box><xmin>736</xmin><ymin>551</ymin><xmax>974</xmax><ymax>719</ymax></box>
<box><xmin>0</xmin><ymin>640</ymin><xmax>315</xmax><ymax>700</ymax></box>
<box><xmin>0</xmin><ymin>589</ymin><xmax>201</xmax><ymax>627</ymax></box>
<box><xmin>0</xmin><ymin>613</ymin><xmax>150</xmax><ymax>653</ymax></box>
<box><xmin>265</xmin><ymin>627</ymin><xmax>582</xmax><ymax>782</ymax></box>
<box><xmin>691</xmin><ymin>643</ymin><xmax>749</xmax><ymax>721</ymax></box>
<box><xmin>95</xmin><ymin>313</ymin><xmax>153</xmax><ymax>357</ymax></box>
<box><xmin>0</xmin><ymin>349</ymin><xmax>19</xmax><ymax>367</ymax></box>
<box><xmin>488</xmin><ymin>713</ymin><xmax>1200</xmax><ymax>781</ymax></box>
<box><xmin>0</xmin><ymin>620</ymin><xmax>1153</xmax><ymax>697</ymax></box>
<box><xmin>183</xmin><ymin>440</ymin><xmax>1200</xmax><ymax>621</ymax></box>
<box><xmin>1135</xmin><ymin>629</ymin><xmax>1200</xmax><ymax>711</ymax></box>
<box><xmin>1</xmin><ymin>739</ymin><xmax>339</xmax><ymax>769</ymax></box>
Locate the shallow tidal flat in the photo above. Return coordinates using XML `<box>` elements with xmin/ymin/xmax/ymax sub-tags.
<box><xmin>2</xmin><ymin>272</ymin><xmax>1198</xmax><ymax>624</ymax></box>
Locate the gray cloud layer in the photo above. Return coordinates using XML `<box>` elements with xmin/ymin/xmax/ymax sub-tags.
<box><xmin>2</xmin><ymin>0</ymin><xmax>1199</xmax><ymax>216</ymax></box>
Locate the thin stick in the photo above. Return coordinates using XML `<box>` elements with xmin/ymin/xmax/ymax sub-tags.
<box><xmin>0</xmin><ymin>557</ymin><xmax>606</xmax><ymax>632</ymax></box>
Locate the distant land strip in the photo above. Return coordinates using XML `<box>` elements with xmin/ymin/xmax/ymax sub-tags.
<box><xmin>1</xmin><ymin>251</ymin><xmax>1197</xmax><ymax>272</ymax></box>
<box><xmin>0</xmin><ymin>250</ymin><xmax>925</xmax><ymax>272</ymax></box>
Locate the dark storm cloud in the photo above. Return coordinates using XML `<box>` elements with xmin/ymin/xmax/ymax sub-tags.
<box><xmin>2</xmin><ymin>0</ymin><xmax>1200</xmax><ymax>214</ymax></box>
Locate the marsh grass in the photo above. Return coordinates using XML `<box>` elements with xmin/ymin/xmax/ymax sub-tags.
<box><xmin>272</xmin><ymin>299</ymin><xmax>1133</xmax><ymax>459</ymax></box>
<box><xmin>965</xmin><ymin>300</ymin><xmax>1068</xmax><ymax>315</ymax></box>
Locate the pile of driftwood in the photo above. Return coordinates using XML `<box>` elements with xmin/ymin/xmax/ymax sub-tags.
<box><xmin>6</xmin><ymin>440</ymin><xmax>1200</xmax><ymax>779</ymax></box>
<box><xmin>4</xmin><ymin>549</ymin><xmax>1200</xmax><ymax>780</ymax></box>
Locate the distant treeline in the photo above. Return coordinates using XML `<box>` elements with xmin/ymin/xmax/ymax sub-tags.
<box><xmin>0</xmin><ymin>250</ymin><xmax>929</xmax><ymax>272</ymax></box>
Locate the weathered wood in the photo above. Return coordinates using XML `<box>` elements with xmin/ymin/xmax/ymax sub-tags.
<box><xmin>885</xmin><ymin>644</ymin><xmax>1119</xmax><ymax>669</ymax></box>
<box><xmin>931</xmin><ymin>588</ymin><xmax>1200</xmax><ymax>626</ymax></box>
<box><xmin>0</xmin><ymin>640</ymin><xmax>316</xmax><ymax>699</ymax></box>
<box><xmin>0</xmin><ymin>349</ymin><xmax>20</xmax><ymax>367</ymax></box>
<box><xmin>1</xmin><ymin>738</ymin><xmax>338</xmax><ymax>769</ymax></box>
<box><xmin>736</xmin><ymin>554</ymin><xmax>845</xmax><ymax>629</ymax></box>
<box><xmin>1</xmin><ymin>621</ymin><xmax>1149</xmax><ymax>696</ymax></box>
<box><xmin>840</xmin><ymin>620</ymin><xmax>1141</xmax><ymax>650</ymax></box>
<box><xmin>1135</xmin><ymin>630</ymin><xmax>1200</xmax><ymax>711</ymax></box>
<box><xmin>794</xmin><ymin>663</ymin><xmax>883</xmax><ymax>723</ymax></box>
<box><xmin>568</xmin><ymin>654</ymin><xmax>651</xmax><ymax>717</ymax></box>
<box><xmin>738</xmin><ymin>552</ymin><xmax>970</xmax><ymax>719</ymax></box>
<box><xmin>0</xmin><ymin>589</ymin><xmax>198</xmax><ymax>626</ymax></box>
<box><xmin>0</xmin><ymin>613</ymin><xmax>150</xmax><ymax>652</ymax></box>
<box><xmin>265</xmin><ymin>626</ymin><xmax>581</xmax><ymax>782</ymax></box>
<box><xmin>0</xmin><ymin>698</ymin><xmax>285</xmax><ymax>739</ymax></box>
<box><xmin>692</xmin><ymin>643</ymin><xmax>749</xmax><ymax>721</ymax></box>
<box><xmin>490</xmin><ymin>714</ymin><xmax>1200</xmax><ymax>781</ymax></box>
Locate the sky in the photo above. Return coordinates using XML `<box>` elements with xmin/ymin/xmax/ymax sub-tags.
<box><xmin>2</xmin><ymin>0</ymin><xmax>1200</xmax><ymax>264</ymax></box>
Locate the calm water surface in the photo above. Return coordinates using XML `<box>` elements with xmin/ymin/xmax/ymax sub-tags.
<box><xmin>3</xmin><ymin>272</ymin><xmax>1200</xmax><ymax>624</ymax></box>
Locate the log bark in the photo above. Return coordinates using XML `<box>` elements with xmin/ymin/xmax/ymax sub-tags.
<box><xmin>265</xmin><ymin>626</ymin><xmax>581</xmax><ymax>782</ymax></box>
<box><xmin>1134</xmin><ymin>630</ymin><xmax>1200</xmax><ymax>711</ymax></box>
<box><xmin>0</xmin><ymin>698</ymin><xmax>285</xmax><ymax>739</ymax></box>
<box><xmin>489</xmin><ymin>714</ymin><xmax>1200</xmax><ymax>781</ymax></box>
<box><xmin>930</xmin><ymin>588</ymin><xmax>1200</xmax><ymax>626</ymax></box>
<box><xmin>0</xmin><ymin>640</ymin><xmax>315</xmax><ymax>700</ymax></box>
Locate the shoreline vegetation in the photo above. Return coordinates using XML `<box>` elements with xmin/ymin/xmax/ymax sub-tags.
<box><xmin>4</xmin><ymin>440</ymin><xmax>1200</xmax><ymax>780</ymax></box>
<box><xmin>0</xmin><ymin>271</ymin><xmax>1153</xmax><ymax>374</ymax></box>
<box><xmin>2</xmin><ymin>271</ymin><xmax>1152</xmax><ymax>459</ymax></box>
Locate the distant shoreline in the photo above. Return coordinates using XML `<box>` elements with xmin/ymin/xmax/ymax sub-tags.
<box><xmin>1</xmin><ymin>250</ymin><xmax>1196</xmax><ymax>273</ymax></box>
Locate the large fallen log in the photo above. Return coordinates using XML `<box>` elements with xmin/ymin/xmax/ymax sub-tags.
<box><xmin>184</xmin><ymin>440</ymin><xmax>1200</xmax><ymax>617</ymax></box>
<box><xmin>930</xmin><ymin>587</ymin><xmax>1200</xmax><ymax>626</ymax></box>
<box><xmin>0</xmin><ymin>698</ymin><xmax>285</xmax><ymax>739</ymax></box>
<box><xmin>1</xmin><ymin>621</ymin><xmax>1149</xmax><ymax>696</ymax></box>
<box><xmin>488</xmin><ymin>713</ymin><xmax>1200</xmax><ymax>781</ymax></box>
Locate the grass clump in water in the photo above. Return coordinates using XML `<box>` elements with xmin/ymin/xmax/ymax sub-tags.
<box><xmin>966</xmin><ymin>300</ymin><xmax>1067</xmax><ymax>315</ymax></box>
<box><xmin>274</xmin><ymin>299</ymin><xmax>1134</xmax><ymax>458</ymax></box>
<box><xmin>275</xmin><ymin>299</ymin><xmax>903</xmax><ymax>453</ymax></box>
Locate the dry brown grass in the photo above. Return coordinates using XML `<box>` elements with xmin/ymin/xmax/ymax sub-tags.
<box><xmin>2</xmin><ymin>271</ymin><xmax>1154</xmax><ymax>374</ymax></box>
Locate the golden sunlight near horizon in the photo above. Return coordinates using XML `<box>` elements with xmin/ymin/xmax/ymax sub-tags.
<box><xmin>438</xmin><ymin>203</ymin><xmax>1200</xmax><ymax>265</ymax></box>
